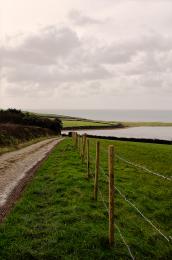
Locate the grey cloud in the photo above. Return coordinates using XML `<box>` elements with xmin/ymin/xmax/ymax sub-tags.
<box><xmin>1</xmin><ymin>25</ymin><xmax>172</xmax><ymax>97</ymax></box>
<box><xmin>23</xmin><ymin>27</ymin><xmax>80</xmax><ymax>57</ymax></box>
<box><xmin>1</xmin><ymin>46</ymin><xmax>55</xmax><ymax>66</ymax></box>
<box><xmin>93</xmin><ymin>33</ymin><xmax>172</xmax><ymax>66</ymax></box>
<box><xmin>68</xmin><ymin>10</ymin><xmax>104</xmax><ymax>25</ymax></box>
<box><xmin>5</xmin><ymin>64</ymin><xmax>111</xmax><ymax>84</ymax></box>
<box><xmin>1</xmin><ymin>27</ymin><xmax>80</xmax><ymax>66</ymax></box>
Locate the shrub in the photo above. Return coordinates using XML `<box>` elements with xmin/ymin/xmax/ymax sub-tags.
<box><xmin>0</xmin><ymin>109</ymin><xmax>62</xmax><ymax>134</ymax></box>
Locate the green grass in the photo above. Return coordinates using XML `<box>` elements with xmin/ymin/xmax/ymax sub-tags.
<box><xmin>0</xmin><ymin>138</ymin><xmax>171</xmax><ymax>259</ymax></box>
<box><xmin>63</xmin><ymin>119</ymin><xmax>172</xmax><ymax>128</ymax></box>
<box><xmin>62</xmin><ymin>120</ymin><xmax>111</xmax><ymax>128</ymax></box>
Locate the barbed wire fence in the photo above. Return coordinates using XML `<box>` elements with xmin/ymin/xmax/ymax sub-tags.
<box><xmin>71</xmin><ymin>132</ymin><xmax>171</xmax><ymax>258</ymax></box>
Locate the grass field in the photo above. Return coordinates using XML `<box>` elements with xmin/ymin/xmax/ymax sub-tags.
<box><xmin>0</xmin><ymin>138</ymin><xmax>171</xmax><ymax>259</ymax></box>
<box><xmin>62</xmin><ymin>120</ymin><xmax>172</xmax><ymax>128</ymax></box>
<box><xmin>62</xmin><ymin>120</ymin><xmax>111</xmax><ymax>128</ymax></box>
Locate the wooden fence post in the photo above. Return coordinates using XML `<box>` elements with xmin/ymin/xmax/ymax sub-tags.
<box><xmin>87</xmin><ymin>139</ymin><xmax>90</xmax><ymax>178</ymax></box>
<box><xmin>82</xmin><ymin>134</ymin><xmax>87</xmax><ymax>163</ymax></box>
<box><xmin>75</xmin><ymin>132</ymin><xmax>78</xmax><ymax>149</ymax></box>
<box><xmin>108</xmin><ymin>145</ymin><xmax>114</xmax><ymax>247</ymax></box>
<box><xmin>78</xmin><ymin>134</ymin><xmax>80</xmax><ymax>152</ymax></box>
<box><xmin>94</xmin><ymin>141</ymin><xmax>100</xmax><ymax>200</ymax></box>
<box><xmin>73</xmin><ymin>132</ymin><xmax>76</xmax><ymax>145</ymax></box>
<box><xmin>80</xmin><ymin>135</ymin><xmax>83</xmax><ymax>157</ymax></box>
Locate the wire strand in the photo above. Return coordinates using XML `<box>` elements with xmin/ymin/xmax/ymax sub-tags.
<box><xmin>116</xmin><ymin>154</ymin><xmax>171</xmax><ymax>181</ymax></box>
<box><xmin>98</xmin><ymin>189</ymin><xmax>135</xmax><ymax>260</ymax></box>
<box><xmin>114</xmin><ymin>186</ymin><xmax>170</xmax><ymax>242</ymax></box>
<box><xmin>99</xmin><ymin>166</ymin><xmax>170</xmax><ymax>242</ymax></box>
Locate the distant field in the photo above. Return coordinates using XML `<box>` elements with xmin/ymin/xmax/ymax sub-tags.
<box><xmin>34</xmin><ymin>112</ymin><xmax>114</xmax><ymax>128</ymax></box>
<box><xmin>62</xmin><ymin>120</ymin><xmax>111</xmax><ymax>128</ymax></box>
<box><xmin>34</xmin><ymin>111</ymin><xmax>172</xmax><ymax>128</ymax></box>
<box><xmin>62</xmin><ymin>119</ymin><xmax>172</xmax><ymax>129</ymax></box>
<box><xmin>0</xmin><ymin>138</ymin><xmax>171</xmax><ymax>259</ymax></box>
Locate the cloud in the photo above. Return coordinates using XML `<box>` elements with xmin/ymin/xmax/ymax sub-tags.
<box><xmin>5</xmin><ymin>63</ymin><xmax>111</xmax><ymax>84</ymax></box>
<box><xmin>1</xmin><ymin>24</ymin><xmax>172</xmax><ymax>99</ymax></box>
<box><xmin>93</xmin><ymin>32</ymin><xmax>172</xmax><ymax>65</ymax></box>
<box><xmin>1</xmin><ymin>27</ymin><xmax>80</xmax><ymax>66</ymax></box>
<box><xmin>68</xmin><ymin>10</ymin><xmax>104</xmax><ymax>26</ymax></box>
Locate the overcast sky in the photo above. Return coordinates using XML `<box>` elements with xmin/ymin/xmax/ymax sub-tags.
<box><xmin>0</xmin><ymin>0</ymin><xmax>172</xmax><ymax>110</ymax></box>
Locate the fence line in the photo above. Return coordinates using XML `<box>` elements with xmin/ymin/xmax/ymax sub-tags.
<box><xmin>88</xmin><ymin>150</ymin><xmax>135</xmax><ymax>258</ymax></box>
<box><xmin>116</xmin><ymin>154</ymin><xmax>171</xmax><ymax>181</ymax></box>
<box><xmin>98</xmin><ymin>189</ymin><xmax>135</xmax><ymax>260</ymax></box>
<box><xmin>71</xmin><ymin>132</ymin><xmax>170</xmax><ymax>256</ymax></box>
<box><xmin>99</xmin><ymin>166</ymin><xmax>170</xmax><ymax>242</ymax></box>
<box><xmin>77</xmin><ymin>134</ymin><xmax>170</xmax><ymax>242</ymax></box>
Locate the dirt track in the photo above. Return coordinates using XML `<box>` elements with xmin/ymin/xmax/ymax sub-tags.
<box><xmin>0</xmin><ymin>138</ymin><xmax>63</xmax><ymax>210</ymax></box>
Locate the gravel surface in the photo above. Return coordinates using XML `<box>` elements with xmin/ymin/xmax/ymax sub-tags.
<box><xmin>0</xmin><ymin>137</ymin><xmax>63</xmax><ymax>207</ymax></box>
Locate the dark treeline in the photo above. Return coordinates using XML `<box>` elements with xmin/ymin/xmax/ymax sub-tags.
<box><xmin>63</xmin><ymin>124</ymin><xmax>124</xmax><ymax>130</ymax></box>
<box><xmin>0</xmin><ymin>109</ymin><xmax>62</xmax><ymax>134</ymax></box>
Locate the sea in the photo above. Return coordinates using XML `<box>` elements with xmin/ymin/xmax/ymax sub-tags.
<box><xmin>63</xmin><ymin>127</ymin><xmax>172</xmax><ymax>141</ymax></box>
<box><xmin>32</xmin><ymin>109</ymin><xmax>172</xmax><ymax>122</ymax></box>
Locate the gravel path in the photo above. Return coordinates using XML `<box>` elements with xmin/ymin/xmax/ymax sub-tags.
<box><xmin>0</xmin><ymin>137</ymin><xmax>63</xmax><ymax>208</ymax></box>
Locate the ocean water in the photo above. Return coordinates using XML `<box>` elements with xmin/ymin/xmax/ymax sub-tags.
<box><xmin>33</xmin><ymin>109</ymin><xmax>172</xmax><ymax>122</ymax></box>
<box><xmin>63</xmin><ymin>127</ymin><xmax>172</xmax><ymax>141</ymax></box>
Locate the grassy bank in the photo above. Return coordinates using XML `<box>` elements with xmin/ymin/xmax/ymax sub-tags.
<box><xmin>0</xmin><ymin>138</ymin><xmax>171</xmax><ymax>259</ymax></box>
<box><xmin>0</xmin><ymin>123</ymin><xmax>57</xmax><ymax>154</ymax></box>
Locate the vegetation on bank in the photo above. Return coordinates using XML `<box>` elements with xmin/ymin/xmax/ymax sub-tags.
<box><xmin>0</xmin><ymin>123</ymin><xmax>57</xmax><ymax>154</ymax></box>
<box><xmin>0</xmin><ymin>109</ymin><xmax>62</xmax><ymax>150</ymax></box>
<box><xmin>0</xmin><ymin>109</ymin><xmax>62</xmax><ymax>133</ymax></box>
<box><xmin>0</xmin><ymin>138</ymin><xmax>171</xmax><ymax>259</ymax></box>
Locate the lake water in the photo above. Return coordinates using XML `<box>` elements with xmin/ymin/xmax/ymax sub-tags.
<box><xmin>63</xmin><ymin>127</ymin><xmax>172</xmax><ymax>141</ymax></box>
<box><xmin>33</xmin><ymin>109</ymin><xmax>172</xmax><ymax>122</ymax></box>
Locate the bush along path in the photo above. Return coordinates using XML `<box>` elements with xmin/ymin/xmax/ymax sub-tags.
<box><xmin>0</xmin><ymin>138</ymin><xmax>171</xmax><ymax>259</ymax></box>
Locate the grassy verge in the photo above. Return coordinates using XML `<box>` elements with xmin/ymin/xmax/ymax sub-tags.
<box><xmin>0</xmin><ymin>136</ymin><xmax>57</xmax><ymax>156</ymax></box>
<box><xmin>0</xmin><ymin>123</ymin><xmax>58</xmax><ymax>155</ymax></box>
<box><xmin>0</xmin><ymin>138</ymin><xmax>171</xmax><ymax>259</ymax></box>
